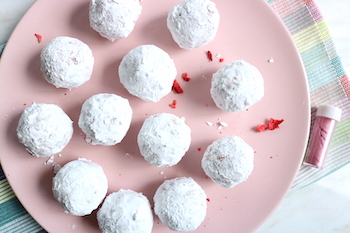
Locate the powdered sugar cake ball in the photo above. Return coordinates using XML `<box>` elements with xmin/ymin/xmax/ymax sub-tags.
<box><xmin>167</xmin><ymin>0</ymin><xmax>220</xmax><ymax>50</ymax></box>
<box><xmin>118</xmin><ymin>45</ymin><xmax>177</xmax><ymax>102</ymax></box>
<box><xmin>52</xmin><ymin>158</ymin><xmax>108</xmax><ymax>216</ymax></box>
<box><xmin>201</xmin><ymin>136</ymin><xmax>254</xmax><ymax>188</ymax></box>
<box><xmin>78</xmin><ymin>93</ymin><xmax>132</xmax><ymax>146</ymax></box>
<box><xmin>210</xmin><ymin>60</ymin><xmax>264</xmax><ymax>112</ymax></box>
<box><xmin>16</xmin><ymin>103</ymin><xmax>73</xmax><ymax>157</ymax></box>
<box><xmin>137</xmin><ymin>113</ymin><xmax>191</xmax><ymax>167</ymax></box>
<box><xmin>89</xmin><ymin>0</ymin><xmax>142</xmax><ymax>41</ymax></box>
<box><xmin>40</xmin><ymin>36</ymin><xmax>94</xmax><ymax>89</ymax></box>
<box><xmin>97</xmin><ymin>189</ymin><xmax>153</xmax><ymax>233</ymax></box>
<box><xmin>154</xmin><ymin>177</ymin><xmax>207</xmax><ymax>231</ymax></box>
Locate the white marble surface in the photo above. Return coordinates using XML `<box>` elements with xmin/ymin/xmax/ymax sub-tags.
<box><xmin>0</xmin><ymin>0</ymin><xmax>350</xmax><ymax>232</ymax></box>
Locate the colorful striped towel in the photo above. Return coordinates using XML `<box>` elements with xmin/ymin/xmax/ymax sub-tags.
<box><xmin>1</xmin><ymin>0</ymin><xmax>349</xmax><ymax>232</ymax></box>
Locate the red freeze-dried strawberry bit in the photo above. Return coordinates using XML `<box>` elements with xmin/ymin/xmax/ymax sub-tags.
<box><xmin>268</xmin><ymin>118</ymin><xmax>284</xmax><ymax>130</ymax></box>
<box><xmin>182</xmin><ymin>73</ymin><xmax>191</xmax><ymax>81</ymax></box>
<box><xmin>172</xmin><ymin>80</ymin><xmax>183</xmax><ymax>94</ymax></box>
<box><xmin>256</xmin><ymin>124</ymin><xmax>268</xmax><ymax>132</ymax></box>
<box><xmin>207</xmin><ymin>50</ymin><xmax>213</xmax><ymax>61</ymax></box>
<box><xmin>219</xmin><ymin>58</ymin><xmax>224</xmax><ymax>62</ymax></box>
<box><xmin>169</xmin><ymin>100</ymin><xmax>177</xmax><ymax>108</ymax></box>
<box><xmin>34</xmin><ymin>34</ymin><xmax>43</xmax><ymax>43</ymax></box>
<box><xmin>256</xmin><ymin>118</ymin><xmax>284</xmax><ymax>132</ymax></box>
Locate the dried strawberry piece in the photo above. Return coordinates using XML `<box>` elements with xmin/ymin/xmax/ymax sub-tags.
<box><xmin>172</xmin><ymin>80</ymin><xmax>183</xmax><ymax>94</ymax></box>
<box><xmin>182</xmin><ymin>73</ymin><xmax>191</xmax><ymax>81</ymax></box>
<box><xmin>219</xmin><ymin>58</ymin><xmax>224</xmax><ymax>63</ymax></box>
<box><xmin>256</xmin><ymin>124</ymin><xmax>268</xmax><ymax>132</ymax></box>
<box><xmin>267</xmin><ymin>118</ymin><xmax>284</xmax><ymax>130</ymax></box>
<box><xmin>34</xmin><ymin>34</ymin><xmax>43</xmax><ymax>43</ymax></box>
<box><xmin>207</xmin><ymin>50</ymin><xmax>213</xmax><ymax>61</ymax></box>
<box><xmin>169</xmin><ymin>100</ymin><xmax>177</xmax><ymax>108</ymax></box>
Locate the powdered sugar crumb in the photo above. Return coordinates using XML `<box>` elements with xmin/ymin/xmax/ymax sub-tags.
<box><xmin>125</xmin><ymin>153</ymin><xmax>133</xmax><ymax>159</ymax></box>
<box><xmin>217</xmin><ymin>122</ymin><xmax>228</xmax><ymax>130</ymax></box>
<box><xmin>44</xmin><ymin>155</ymin><xmax>55</xmax><ymax>165</ymax></box>
<box><xmin>53</xmin><ymin>164</ymin><xmax>62</xmax><ymax>174</ymax></box>
<box><xmin>268</xmin><ymin>57</ymin><xmax>274</xmax><ymax>63</ymax></box>
<box><xmin>68</xmin><ymin>224</ymin><xmax>78</xmax><ymax>230</ymax></box>
<box><xmin>205</xmin><ymin>121</ymin><xmax>213</xmax><ymax>126</ymax></box>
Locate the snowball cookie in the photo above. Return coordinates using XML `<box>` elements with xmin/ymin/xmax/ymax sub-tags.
<box><xmin>40</xmin><ymin>36</ymin><xmax>94</xmax><ymax>89</ymax></box>
<box><xmin>16</xmin><ymin>103</ymin><xmax>73</xmax><ymax>157</ymax></box>
<box><xmin>201</xmin><ymin>136</ymin><xmax>254</xmax><ymax>188</ymax></box>
<box><xmin>52</xmin><ymin>158</ymin><xmax>108</xmax><ymax>216</ymax></box>
<box><xmin>78</xmin><ymin>93</ymin><xmax>132</xmax><ymax>146</ymax></box>
<box><xmin>210</xmin><ymin>60</ymin><xmax>264</xmax><ymax>112</ymax></box>
<box><xmin>118</xmin><ymin>45</ymin><xmax>177</xmax><ymax>102</ymax></box>
<box><xmin>89</xmin><ymin>0</ymin><xmax>142</xmax><ymax>41</ymax></box>
<box><xmin>154</xmin><ymin>177</ymin><xmax>207</xmax><ymax>231</ymax></box>
<box><xmin>167</xmin><ymin>0</ymin><xmax>220</xmax><ymax>50</ymax></box>
<box><xmin>137</xmin><ymin>113</ymin><xmax>191</xmax><ymax>167</ymax></box>
<box><xmin>97</xmin><ymin>189</ymin><xmax>153</xmax><ymax>233</ymax></box>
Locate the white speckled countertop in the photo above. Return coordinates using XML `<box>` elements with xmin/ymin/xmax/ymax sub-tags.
<box><xmin>1</xmin><ymin>0</ymin><xmax>349</xmax><ymax>232</ymax></box>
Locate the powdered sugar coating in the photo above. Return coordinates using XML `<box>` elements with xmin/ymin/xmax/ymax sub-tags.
<box><xmin>210</xmin><ymin>60</ymin><xmax>264</xmax><ymax>112</ymax></box>
<box><xmin>153</xmin><ymin>177</ymin><xmax>207</xmax><ymax>231</ymax></box>
<box><xmin>97</xmin><ymin>189</ymin><xmax>153</xmax><ymax>233</ymax></box>
<box><xmin>167</xmin><ymin>0</ymin><xmax>220</xmax><ymax>50</ymax></box>
<box><xmin>201</xmin><ymin>136</ymin><xmax>254</xmax><ymax>188</ymax></box>
<box><xmin>52</xmin><ymin>158</ymin><xmax>108</xmax><ymax>216</ymax></box>
<box><xmin>40</xmin><ymin>36</ymin><xmax>94</xmax><ymax>90</ymax></box>
<box><xmin>78</xmin><ymin>93</ymin><xmax>132</xmax><ymax>146</ymax></box>
<box><xmin>16</xmin><ymin>103</ymin><xmax>73</xmax><ymax>157</ymax></box>
<box><xmin>137</xmin><ymin>113</ymin><xmax>191</xmax><ymax>167</ymax></box>
<box><xmin>89</xmin><ymin>0</ymin><xmax>142</xmax><ymax>41</ymax></box>
<box><xmin>118</xmin><ymin>45</ymin><xmax>177</xmax><ymax>102</ymax></box>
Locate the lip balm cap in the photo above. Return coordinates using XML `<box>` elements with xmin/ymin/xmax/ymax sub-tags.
<box><xmin>316</xmin><ymin>105</ymin><xmax>342</xmax><ymax>122</ymax></box>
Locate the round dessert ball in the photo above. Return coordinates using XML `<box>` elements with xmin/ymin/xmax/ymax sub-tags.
<box><xmin>78</xmin><ymin>93</ymin><xmax>133</xmax><ymax>146</ymax></box>
<box><xmin>52</xmin><ymin>158</ymin><xmax>108</xmax><ymax>216</ymax></box>
<box><xmin>118</xmin><ymin>45</ymin><xmax>177</xmax><ymax>102</ymax></box>
<box><xmin>210</xmin><ymin>60</ymin><xmax>264</xmax><ymax>112</ymax></box>
<box><xmin>97</xmin><ymin>189</ymin><xmax>153</xmax><ymax>233</ymax></box>
<box><xmin>40</xmin><ymin>36</ymin><xmax>94</xmax><ymax>89</ymax></box>
<box><xmin>89</xmin><ymin>0</ymin><xmax>142</xmax><ymax>41</ymax></box>
<box><xmin>167</xmin><ymin>0</ymin><xmax>220</xmax><ymax>50</ymax></box>
<box><xmin>137</xmin><ymin>113</ymin><xmax>191</xmax><ymax>167</ymax></box>
<box><xmin>16</xmin><ymin>103</ymin><xmax>73</xmax><ymax>157</ymax></box>
<box><xmin>201</xmin><ymin>136</ymin><xmax>254</xmax><ymax>188</ymax></box>
<box><xmin>154</xmin><ymin>177</ymin><xmax>207</xmax><ymax>231</ymax></box>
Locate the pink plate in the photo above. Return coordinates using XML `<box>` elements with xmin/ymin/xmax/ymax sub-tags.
<box><xmin>0</xmin><ymin>0</ymin><xmax>310</xmax><ymax>232</ymax></box>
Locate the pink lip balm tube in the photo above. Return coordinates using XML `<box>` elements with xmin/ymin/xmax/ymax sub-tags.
<box><xmin>303</xmin><ymin>105</ymin><xmax>342</xmax><ymax>169</ymax></box>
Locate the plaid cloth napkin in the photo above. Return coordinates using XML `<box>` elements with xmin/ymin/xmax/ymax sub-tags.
<box><xmin>0</xmin><ymin>0</ymin><xmax>349</xmax><ymax>232</ymax></box>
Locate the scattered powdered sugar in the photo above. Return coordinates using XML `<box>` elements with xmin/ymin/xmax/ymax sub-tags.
<box><xmin>268</xmin><ymin>57</ymin><xmax>274</xmax><ymax>63</ymax></box>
